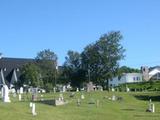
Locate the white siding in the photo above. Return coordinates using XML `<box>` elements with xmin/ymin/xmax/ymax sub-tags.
<box><xmin>109</xmin><ymin>73</ymin><xmax>142</xmax><ymax>87</ymax></box>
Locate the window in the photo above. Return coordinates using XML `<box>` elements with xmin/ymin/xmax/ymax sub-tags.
<box><xmin>136</xmin><ymin>77</ymin><xmax>139</xmax><ymax>81</ymax></box>
<box><xmin>133</xmin><ymin>77</ymin><xmax>136</xmax><ymax>81</ymax></box>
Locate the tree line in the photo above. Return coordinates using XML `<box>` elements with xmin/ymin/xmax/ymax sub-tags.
<box><xmin>14</xmin><ymin>31</ymin><xmax>139</xmax><ymax>91</ymax></box>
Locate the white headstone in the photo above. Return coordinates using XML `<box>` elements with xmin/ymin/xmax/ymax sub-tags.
<box><xmin>100</xmin><ymin>87</ymin><xmax>103</xmax><ymax>91</ymax></box>
<box><xmin>40</xmin><ymin>94</ymin><xmax>44</xmax><ymax>101</ymax></box>
<box><xmin>59</xmin><ymin>93</ymin><xmax>64</xmax><ymax>101</ymax></box>
<box><xmin>17</xmin><ymin>89</ymin><xmax>20</xmax><ymax>94</ymax></box>
<box><xmin>111</xmin><ymin>88</ymin><xmax>115</xmax><ymax>92</ymax></box>
<box><xmin>1</xmin><ymin>87</ymin><xmax>3</xmax><ymax>98</ymax></box>
<box><xmin>87</xmin><ymin>82</ymin><xmax>94</xmax><ymax>92</ymax></box>
<box><xmin>53</xmin><ymin>87</ymin><xmax>56</xmax><ymax>93</ymax></box>
<box><xmin>151</xmin><ymin>103</ymin><xmax>155</xmax><ymax>113</ymax></box>
<box><xmin>76</xmin><ymin>88</ymin><xmax>79</xmax><ymax>92</ymax></box>
<box><xmin>18</xmin><ymin>94</ymin><xmax>22</xmax><ymax>101</ymax></box>
<box><xmin>11</xmin><ymin>88</ymin><xmax>16</xmax><ymax>93</ymax></box>
<box><xmin>77</xmin><ymin>99</ymin><xmax>81</xmax><ymax>106</ymax></box>
<box><xmin>112</xmin><ymin>95</ymin><xmax>116</xmax><ymax>101</ymax></box>
<box><xmin>3</xmin><ymin>85</ymin><xmax>11</xmax><ymax>102</ymax></box>
<box><xmin>126</xmin><ymin>87</ymin><xmax>130</xmax><ymax>92</ymax></box>
<box><xmin>30</xmin><ymin>102</ymin><xmax>33</xmax><ymax>108</ymax></box>
<box><xmin>81</xmin><ymin>94</ymin><xmax>85</xmax><ymax>99</ymax></box>
<box><xmin>20</xmin><ymin>87</ymin><xmax>23</xmax><ymax>94</ymax></box>
<box><xmin>62</xmin><ymin>86</ymin><xmax>66</xmax><ymax>92</ymax></box>
<box><xmin>32</xmin><ymin>103</ymin><xmax>37</xmax><ymax>116</ymax></box>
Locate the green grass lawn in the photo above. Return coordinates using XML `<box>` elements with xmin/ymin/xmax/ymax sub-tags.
<box><xmin>0</xmin><ymin>91</ymin><xmax>160</xmax><ymax>120</ymax></box>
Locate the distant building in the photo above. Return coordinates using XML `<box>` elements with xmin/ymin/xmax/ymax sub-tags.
<box><xmin>141</xmin><ymin>66</ymin><xmax>160</xmax><ymax>81</ymax></box>
<box><xmin>109</xmin><ymin>66</ymin><xmax>160</xmax><ymax>87</ymax></box>
<box><xmin>109</xmin><ymin>73</ymin><xmax>143</xmax><ymax>87</ymax></box>
<box><xmin>141</xmin><ymin>66</ymin><xmax>149</xmax><ymax>81</ymax></box>
<box><xmin>0</xmin><ymin>57</ymin><xmax>33</xmax><ymax>87</ymax></box>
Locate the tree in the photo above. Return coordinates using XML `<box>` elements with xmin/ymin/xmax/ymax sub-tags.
<box><xmin>35</xmin><ymin>49</ymin><xmax>58</xmax><ymax>91</ymax></box>
<box><xmin>81</xmin><ymin>31</ymin><xmax>125</xmax><ymax>87</ymax></box>
<box><xmin>20</xmin><ymin>63</ymin><xmax>42</xmax><ymax>87</ymax></box>
<box><xmin>62</xmin><ymin>50</ymin><xmax>86</xmax><ymax>88</ymax></box>
<box><xmin>118</xmin><ymin>66</ymin><xmax>140</xmax><ymax>75</ymax></box>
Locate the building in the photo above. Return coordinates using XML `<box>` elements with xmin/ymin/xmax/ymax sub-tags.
<box><xmin>0</xmin><ymin>57</ymin><xmax>33</xmax><ymax>87</ymax></box>
<box><xmin>141</xmin><ymin>66</ymin><xmax>160</xmax><ymax>81</ymax></box>
<box><xmin>109</xmin><ymin>66</ymin><xmax>160</xmax><ymax>87</ymax></box>
<box><xmin>109</xmin><ymin>73</ymin><xmax>143</xmax><ymax>87</ymax></box>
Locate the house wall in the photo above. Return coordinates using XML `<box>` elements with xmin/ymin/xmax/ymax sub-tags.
<box><xmin>109</xmin><ymin>73</ymin><xmax>142</xmax><ymax>87</ymax></box>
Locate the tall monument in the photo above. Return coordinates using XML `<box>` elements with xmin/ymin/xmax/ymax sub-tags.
<box><xmin>3</xmin><ymin>85</ymin><xmax>11</xmax><ymax>102</ymax></box>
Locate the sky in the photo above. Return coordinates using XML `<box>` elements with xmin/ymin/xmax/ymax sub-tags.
<box><xmin>0</xmin><ymin>0</ymin><xmax>160</xmax><ymax>68</ymax></box>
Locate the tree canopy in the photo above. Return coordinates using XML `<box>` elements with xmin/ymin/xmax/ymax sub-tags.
<box><xmin>20</xmin><ymin>63</ymin><xmax>42</xmax><ymax>87</ymax></box>
<box><xmin>81</xmin><ymin>31</ymin><xmax>125</xmax><ymax>86</ymax></box>
<box><xmin>16</xmin><ymin>31</ymin><xmax>126</xmax><ymax>91</ymax></box>
<box><xmin>61</xmin><ymin>50</ymin><xmax>85</xmax><ymax>88</ymax></box>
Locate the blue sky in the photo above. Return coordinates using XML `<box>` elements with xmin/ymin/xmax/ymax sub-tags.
<box><xmin>0</xmin><ymin>0</ymin><xmax>160</xmax><ymax>68</ymax></box>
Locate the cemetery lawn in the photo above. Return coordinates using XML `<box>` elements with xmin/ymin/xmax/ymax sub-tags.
<box><xmin>0</xmin><ymin>91</ymin><xmax>160</xmax><ymax>120</ymax></box>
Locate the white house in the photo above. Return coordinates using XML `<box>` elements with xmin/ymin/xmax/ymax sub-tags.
<box><xmin>109</xmin><ymin>73</ymin><xmax>142</xmax><ymax>87</ymax></box>
<box><xmin>149</xmin><ymin>68</ymin><xmax>160</xmax><ymax>79</ymax></box>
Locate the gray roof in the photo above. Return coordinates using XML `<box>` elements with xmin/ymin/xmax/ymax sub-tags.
<box><xmin>0</xmin><ymin>57</ymin><xmax>34</xmax><ymax>86</ymax></box>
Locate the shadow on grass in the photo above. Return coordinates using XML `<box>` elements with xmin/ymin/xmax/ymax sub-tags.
<box><xmin>121</xmin><ymin>108</ymin><xmax>135</xmax><ymax>111</ymax></box>
<box><xmin>134</xmin><ymin>115</ymin><xmax>160</xmax><ymax>118</ymax></box>
<box><xmin>134</xmin><ymin>95</ymin><xmax>160</xmax><ymax>102</ymax></box>
<box><xmin>37</xmin><ymin>99</ymin><xmax>54</xmax><ymax>106</ymax></box>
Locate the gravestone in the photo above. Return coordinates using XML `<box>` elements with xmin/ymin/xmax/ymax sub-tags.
<box><xmin>77</xmin><ymin>99</ymin><xmax>81</xmax><ymax>106</ymax></box>
<box><xmin>76</xmin><ymin>88</ymin><xmax>79</xmax><ymax>92</ymax></box>
<box><xmin>62</xmin><ymin>86</ymin><xmax>66</xmax><ymax>92</ymax></box>
<box><xmin>59</xmin><ymin>93</ymin><xmax>64</xmax><ymax>101</ymax></box>
<box><xmin>1</xmin><ymin>87</ymin><xmax>3</xmax><ymax>98</ymax></box>
<box><xmin>11</xmin><ymin>88</ymin><xmax>16</xmax><ymax>93</ymax></box>
<box><xmin>30</xmin><ymin>102</ymin><xmax>33</xmax><ymax>108</ymax></box>
<box><xmin>3</xmin><ymin>85</ymin><xmax>11</xmax><ymax>102</ymax></box>
<box><xmin>147</xmin><ymin>99</ymin><xmax>152</xmax><ymax>112</ymax></box>
<box><xmin>53</xmin><ymin>99</ymin><xmax>68</xmax><ymax>106</ymax></box>
<box><xmin>96</xmin><ymin>100</ymin><xmax>99</xmax><ymax>107</ymax></box>
<box><xmin>112</xmin><ymin>95</ymin><xmax>116</xmax><ymax>101</ymax></box>
<box><xmin>53</xmin><ymin>87</ymin><xmax>56</xmax><ymax>93</ymax></box>
<box><xmin>87</xmin><ymin>82</ymin><xmax>94</xmax><ymax>92</ymax></box>
<box><xmin>32</xmin><ymin>103</ymin><xmax>37</xmax><ymax>116</ymax></box>
<box><xmin>53</xmin><ymin>93</ymin><xmax>68</xmax><ymax>106</ymax></box>
<box><xmin>32</xmin><ymin>88</ymin><xmax>38</xmax><ymax>101</ymax></box>
<box><xmin>20</xmin><ymin>87</ymin><xmax>23</xmax><ymax>94</ymax></box>
<box><xmin>17</xmin><ymin>89</ymin><xmax>20</xmax><ymax>94</ymax></box>
<box><xmin>100</xmin><ymin>87</ymin><xmax>103</xmax><ymax>91</ymax></box>
<box><xmin>40</xmin><ymin>94</ymin><xmax>44</xmax><ymax>101</ymax></box>
<box><xmin>151</xmin><ymin>103</ymin><xmax>155</xmax><ymax>113</ymax></box>
<box><xmin>146</xmin><ymin>99</ymin><xmax>155</xmax><ymax>113</ymax></box>
<box><xmin>19</xmin><ymin>94</ymin><xmax>22</xmax><ymax>101</ymax></box>
<box><xmin>111</xmin><ymin>88</ymin><xmax>115</xmax><ymax>92</ymax></box>
<box><xmin>126</xmin><ymin>87</ymin><xmax>130</xmax><ymax>92</ymax></box>
<box><xmin>81</xmin><ymin>94</ymin><xmax>85</xmax><ymax>99</ymax></box>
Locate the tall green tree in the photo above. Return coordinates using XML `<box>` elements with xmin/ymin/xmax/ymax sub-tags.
<box><xmin>36</xmin><ymin>49</ymin><xmax>58</xmax><ymax>91</ymax></box>
<box><xmin>20</xmin><ymin>63</ymin><xmax>42</xmax><ymax>87</ymax></box>
<box><xmin>81</xmin><ymin>31</ymin><xmax>125</xmax><ymax>87</ymax></box>
<box><xmin>62</xmin><ymin>50</ymin><xmax>85</xmax><ymax>88</ymax></box>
